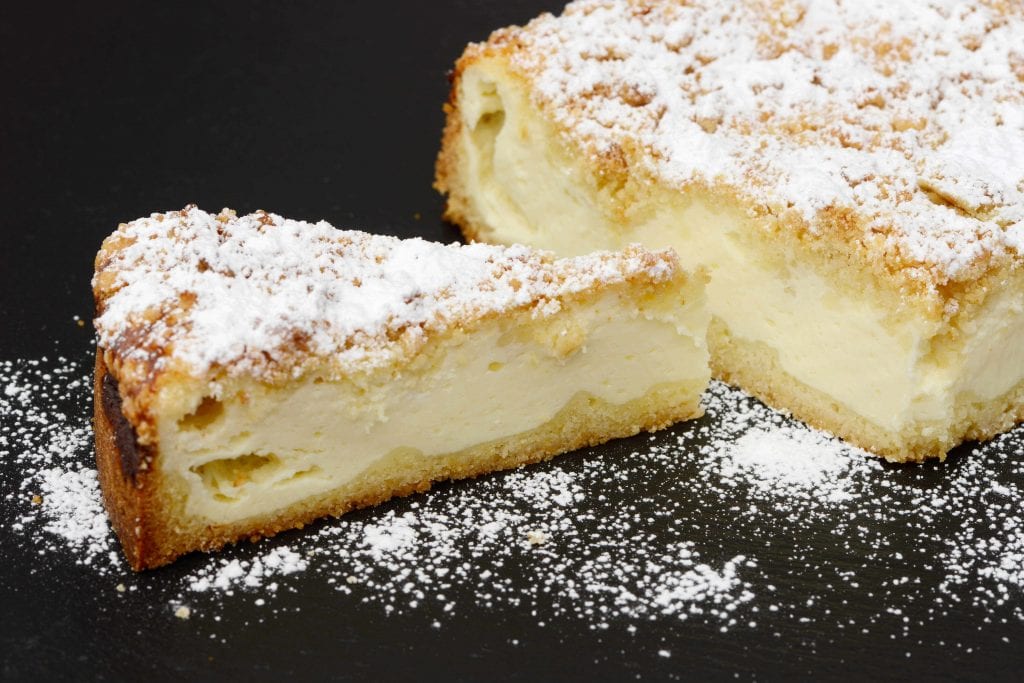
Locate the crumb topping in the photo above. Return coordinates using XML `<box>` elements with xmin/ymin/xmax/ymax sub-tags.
<box><xmin>490</xmin><ymin>0</ymin><xmax>1024</xmax><ymax>285</ymax></box>
<box><xmin>93</xmin><ymin>207</ymin><xmax>676</xmax><ymax>385</ymax></box>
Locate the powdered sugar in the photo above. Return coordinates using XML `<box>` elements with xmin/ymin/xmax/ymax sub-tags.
<box><xmin>187</xmin><ymin>547</ymin><xmax>309</xmax><ymax>594</ymax></box>
<box><xmin>1</xmin><ymin>356</ymin><xmax>122</xmax><ymax>573</ymax></box>
<box><xmin>31</xmin><ymin>467</ymin><xmax>112</xmax><ymax>559</ymax></box>
<box><xmin>682</xmin><ymin>382</ymin><xmax>1024</xmax><ymax>625</ymax></box>
<box><xmin>4</xmin><ymin>353</ymin><xmax>1024</xmax><ymax>651</ymax></box>
<box><xmin>306</xmin><ymin>468</ymin><xmax>756</xmax><ymax>627</ymax></box>
<box><xmin>94</xmin><ymin>207</ymin><xmax>676</xmax><ymax>385</ymax></box>
<box><xmin>493</xmin><ymin>0</ymin><xmax>1024</xmax><ymax>284</ymax></box>
<box><xmin>709</xmin><ymin>426</ymin><xmax>876</xmax><ymax>504</ymax></box>
<box><xmin>361</xmin><ymin>515</ymin><xmax>420</xmax><ymax>561</ymax></box>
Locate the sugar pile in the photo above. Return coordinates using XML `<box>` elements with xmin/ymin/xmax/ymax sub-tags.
<box><xmin>709</xmin><ymin>426</ymin><xmax>876</xmax><ymax>504</ymax></box>
<box><xmin>1</xmin><ymin>357</ymin><xmax>120</xmax><ymax>572</ymax></box>
<box><xmin>3</xmin><ymin>353</ymin><xmax>1024</xmax><ymax>649</ymax></box>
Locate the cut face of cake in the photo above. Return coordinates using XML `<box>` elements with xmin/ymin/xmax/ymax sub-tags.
<box><xmin>435</xmin><ymin>0</ymin><xmax>1024</xmax><ymax>462</ymax></box>
<box><xmin>92</xmin><ymin>206</ymin><xmax>709</xmax><ymax>570</ymax></box>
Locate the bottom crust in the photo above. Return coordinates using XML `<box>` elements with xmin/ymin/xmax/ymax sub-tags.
<box><xmin>94</xmin><ymin>353</ymin><xmax>705</xmax><ymax>570</ymax></box>
<box><xmin>708</xmin><ymin>317</ymin><xmax>1024</xmax><ymax>462</ymax></box>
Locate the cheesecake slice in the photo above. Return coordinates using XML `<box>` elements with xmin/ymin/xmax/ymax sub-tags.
<box><xmin>435</xmin><ymin>0</ymin><xmax>1024</xmax><ymax>462</ymax></box>
<box><xmin>92</xmin><ymin>206</ymin><xmax>709</xmax><ymax>570</ymax></box>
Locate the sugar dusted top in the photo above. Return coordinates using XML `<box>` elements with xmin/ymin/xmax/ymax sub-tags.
<box><xmin>476</xmin><ymin>0</ymin><xmax>1024</xmax><ymax>286</ymax></box>
<box><xmin>93</xmin><ymin>206</ymin><xmax>677</xmax><ymax>388</ymax></box>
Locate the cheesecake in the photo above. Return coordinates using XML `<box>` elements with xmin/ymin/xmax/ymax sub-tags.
<box><xmin>435</xmin><ymin>0</ymin><xmax>1024</xmax><ymax>462</ymax></box>
<box><xmin>92</xmin><ymin>206</ymin><xmax>709</xmax><ymax>570</ymax></box>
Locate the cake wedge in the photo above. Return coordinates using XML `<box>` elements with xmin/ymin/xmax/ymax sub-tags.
<box><xmin>92</xmin><ymin>206</ymin><xmax>709</xmax><ymax>570</ymax></box>
<box><xmin>435</xmin><ymin>0</ymin><xmax>1024</xmax><ymax>462</ymax></box>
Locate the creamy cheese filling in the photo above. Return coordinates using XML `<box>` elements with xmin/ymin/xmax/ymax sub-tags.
<box><xmin>156</xmin><ymin>292</ymin><xmax>708</xmax><ymax>524</ymax></box>
<box><xmin>454</xmin><ymin>63</ymin><xmax>1024</xmax><ymax>436</ymax></box>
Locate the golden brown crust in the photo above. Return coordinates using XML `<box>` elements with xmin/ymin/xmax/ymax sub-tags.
<box><xmin>93</xmin><ymin>353</ymin><xmax>163</xmax><ymax>570</ymax></box>
<box><xmin>94</xmin><ymin>351</ymin><xmax>704</xmax><ymax>571</ymax></box>
<box><xmin>435</xmin><ymin>44</ymin><xmax>501</xmax><ymax>244</ymax></box>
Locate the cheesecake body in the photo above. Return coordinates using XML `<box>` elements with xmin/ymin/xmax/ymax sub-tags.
<box><xmin>435</xmin><ymin>0</ymin><xmax>1024</xmax><ymax>461</ymax></box>
<box><xmin>92</xmin><ymin>206</ymin><xmax>709</xmax><ymax>569</ymax></box>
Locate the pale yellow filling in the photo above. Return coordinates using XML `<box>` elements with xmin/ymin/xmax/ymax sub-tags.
<box><xmin>155</xmin><ymin>292</ymin><xmax>708</xmax><ymax>524</ymax></box>
<box><xmin>453</xmin><ymin>61</ymin><xmax>1024</xmax><ymax>438</ymax></box>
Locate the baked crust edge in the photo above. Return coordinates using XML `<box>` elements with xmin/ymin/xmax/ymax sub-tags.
<box><xmin>94</xmin><ymin>351</ymin><xmax>705</xmax><ymax>570</ymax></box>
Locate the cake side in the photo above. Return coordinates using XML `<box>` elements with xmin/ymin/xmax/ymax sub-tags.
<box><xmin>95</xmin><ymin>270</ymin><xmax>709</xmax><ymax>570</ymax></box>
<box><xmin>435</xmin><ymin>7</ymin><xmax>1024</xmax><ymax>461</ymax></box>
<box><xmin>95</xmin><ymin>358</ymin><xmax>706</xmax><ymax>571</ymax></box>
<box><xmin>94</xmin><ymin>357</ymin><xmax>162</xmax><ymax>570</ymax></box>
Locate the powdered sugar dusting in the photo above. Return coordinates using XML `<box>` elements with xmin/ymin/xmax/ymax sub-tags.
<box><xmin>2</xmin><ymin>355</ymin><xmax>122</xmax><ymax>574</ymax></box>
<box><xmin>307</xmin><ymin>468</ymin><xmax>756</xmax><ymax>626</ymax></box>
<box><xmin>31</xmin><ymin>467</ymin><xmax>112</xmax><ymax>559</ymax></box>
<box><xmin>493</xmin><ymin>0</ymin><xmax>1024</xmax><ymax>284</ymax></box>
<box><xmin>711</xmin><ymin>426</ymin><xmax>876</xmax><ymax>504</ymax></box>
<box><xmin>187</xmin><ymin>547</ymin><xmax>309</xmax><ymax>594</ymax></box>
<box><xmin>4</xmin><ymin>353</ymin><xmax>1024</xmax><ymax>651</ymax></box>
<box><xmin>94</xmin><ymin>206</ymin><xmax>675</xmax><ymax>385</ymax></box>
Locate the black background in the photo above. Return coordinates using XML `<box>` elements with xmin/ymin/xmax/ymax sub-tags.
<box><xmin>2</xmin><ymin>2</ymin><xmax>1023</xmax><ymax>681</ymax></box>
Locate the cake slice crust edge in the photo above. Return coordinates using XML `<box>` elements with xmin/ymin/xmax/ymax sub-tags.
<box><xmin>94</xmin><ymin>352</ymin><xmax>704</xmax><ymax>571</ymax></box>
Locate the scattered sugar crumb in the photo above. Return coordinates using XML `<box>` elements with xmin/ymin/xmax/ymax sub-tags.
<box><xmin>526</xmin><ymin>530</ymin><xmax>550</xmax><ymax>546</ymax></box>
<box><xmin>174</xmin><ymin>605</ymin><xmax>191</xmax><ymax>620</ymax></box>
<box><xmin>3</xmin><ymin>354</ymin><xmax>1024</xmax><ymax>655</ymax></box>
